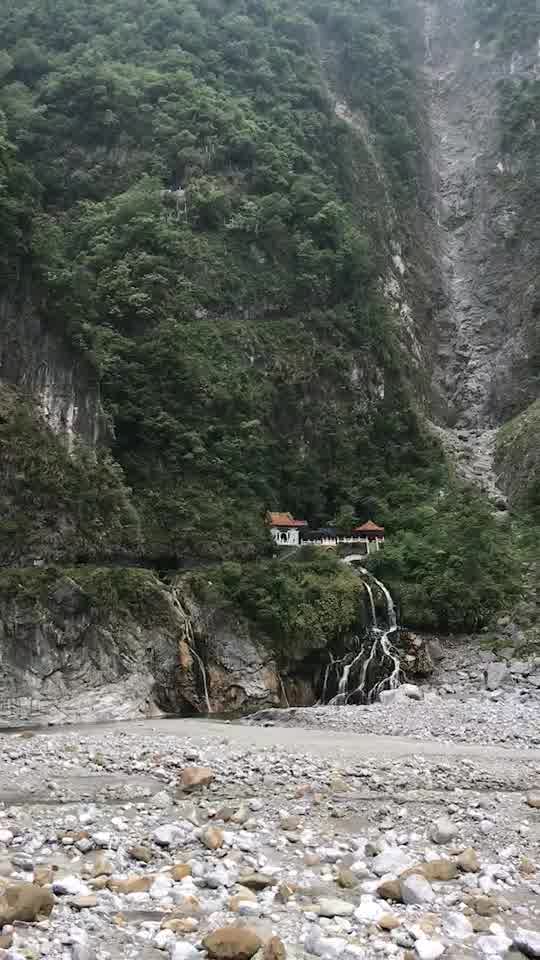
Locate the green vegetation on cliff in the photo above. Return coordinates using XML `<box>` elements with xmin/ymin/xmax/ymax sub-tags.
<box><xmin>468</xmin><ymin>0</ymin><xmax>540</xmax><ymax>50</ymax></box>
<box><xmin>0</xmin><ymin>383</ymin><xmax>139</xmax><ymax>564</ymax></box>
<box><xmin>187</xmin><ymin>550</ymin><xmax>364</xmax><ymax>660</ymax></box>
<box><xmin>0</xmin><ymin>564</ymin><xmax>174</xmax><ymax>628</ymax></box>
<box><xmin>496</xmin><ymin>400</ymin><xmax>540</xmax><ymax>525</ymax></box>
<box><xmin>370</xmin><ymin>485</ymin><xmax>521</xmax><ymax>631</ymax></box>
<box><xmin>0</xmin><ymin>0</ymin><xmax>534</xmax><ymax>632</ymax></box>
<box><xmin>0</xmin><ymin>0</ymin><xmax>436</xmax><ymax>561</ymax></box>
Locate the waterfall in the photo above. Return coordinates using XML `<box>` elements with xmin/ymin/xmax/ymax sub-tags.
<box><xmin>320</xmin><ymin>559</ymin><xmax>402</xmax><ymax>705</ymax></box>
<box><xmin>368</xmin><ymin>630</ymin><xmax>401</xmax><ymax>702</ymax></box>
<box><xmin>328</xmin><ymin>645</ymin><xmax>365</xmax><ymax>705</ymax></box>
<box><xmin>190</xmin><ymin>643</ymin><xmax>212</xmax><ymax>715</ymax></box>
<box><xmin>358</xmin><ymin>567</ymin><xmax>396</xmax><ymax>631</ymax></box>
<box><xmin>279</xmin><ymin>673</ymin><xmax>290</xmax><ymax>707</ymax></box>
<box><xmin>363</xmin><ymin>579</ymin><xmax>377</xmax><ymax>628</ymax></box>
<box><xmin>171</xmin><ymin>591</ymin><xmax>212</xmax><ymax>714</ymax></box>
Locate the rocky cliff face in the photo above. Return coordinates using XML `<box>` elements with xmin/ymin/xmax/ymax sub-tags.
<box><xmin>423</xmin><ymin>0</ymin><xmax>539</xmax><ymax>499</ymax></box>
<box><xmin>0</xmin><ymin>570</ymin><xmax>287</xmax><ymax>726</ymax></box>
<box><xmin>0</xmin><ymin>565</ymin><xmax>439</xmax><ymax>725</ymax></box>
<box><xmin>0</xmin><ymin>570</ymin><xmax>181</xmax><ymax>725</ymax></box>
<box><xmin>0</xmin><ymin>276</ymin><xmax>107</xmax><ymax>448</ymax></box>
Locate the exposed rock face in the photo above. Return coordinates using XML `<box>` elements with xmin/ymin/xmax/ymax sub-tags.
<box><xmin>182</xmin><ymin>591</ymin><xmax>284</xmax><ymax>714</ymax></box>
<box><xmin>0</xmin><ymin>571</ymin><xmax>286</xmax><ymax>726</ymax></box>
<box><xmin>423</xmin><ymin>0</ymin><xmax>539</xmax><ymax>499</ymax></box>
<box><xmin>0</xmin><ymin>278</ymin><xmax>107</xmax><ymax>448</ymax></box>
<box><xmin>0</xmin><ymin>573</ymin><xmax>183</xmax><ymax>726</ymax></box>
<box><xmin>0</xmin><ymin>570</ymin><xmax>406</xmax><ymax>724</ymax></box>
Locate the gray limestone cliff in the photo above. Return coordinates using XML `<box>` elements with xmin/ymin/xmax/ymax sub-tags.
<box><xmin>0</xmin><ymin>569</ymin><xmax>287</xmax><ymax>726</ymax></box>
<box><xmin>422</xmin><ymin>0</ymin><xmax>539</xmax><ymax>501</ymax></box>
<box><xmin>0</xmin><ymin>274</ymin><xmax>107</xmax><ymax>448</ymax></box>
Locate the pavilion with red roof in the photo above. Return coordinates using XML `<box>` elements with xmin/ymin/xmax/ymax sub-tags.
<box><xmin>352</xmin><ymin>520</ymin><xmax>385</xmax><ymax>540</ymax></box>
<box><xmin>266</xmin><ymin>512</ymin><xmax>308</xmax><ymax>546</ymax></box>
<box><xmin>267</xmin><ymin>512</ymin><xmax>384</xmax><ymax>553</ymax></box>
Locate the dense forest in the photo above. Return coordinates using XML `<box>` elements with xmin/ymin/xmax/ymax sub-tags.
<box><xmin>0</xmin><ymin>0</ymin><xmax>537</xmax><ymax>631</ymax></box>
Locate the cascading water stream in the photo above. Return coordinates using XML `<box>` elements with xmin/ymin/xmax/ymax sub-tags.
<box><xmin>321</xmin><ymin>561</ymin><xmax>402</xmax><ymax>705</ymax></box>
<box><xmin>358</xmin><ymin>567</ymin><xmax>396</xmax><ymax>631</ymax></box>
<box><xmin>171</xmin><ymin>592</ymin><xmax>212</xmax><ymax>714</ymax></box>
<box><xmin>328</xmin><ymin>645</ymin><xmax>365</xmax><ymax>705</ymax></box>
<box><xmin>362</xmin><ymin>578</ymin><xmax>377</xmax><ymax>628</ymax></box>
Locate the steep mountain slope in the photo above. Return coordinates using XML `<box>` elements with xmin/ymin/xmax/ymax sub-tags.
<box><xmin>1</xmin><ymin>0</ymin><xmax>444</xmax><ymax>564</ymax></box>
<box><xmin>0</xmin><ymin>0</ymin><xmax>537</xmax><ymax>696</ymax></box>
<box><xmin>424</xmin><ymin>0</ymin><xmax>539</xmax><ymax>500</ymax></box>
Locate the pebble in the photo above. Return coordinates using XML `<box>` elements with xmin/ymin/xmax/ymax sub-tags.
<box><xmin>414</xmin><ymin>939</ymin><xmax>445</xmax><ymax>959</ymax></box>
<box><xmin>373</xmin><ymin>848</ymin><xmax>414</xmax><ymax>876</ymax></box>
<box><xmin>400</xmin><ymin>873</ymin><xmax>434</xmax><ymax>904</ymax></box>
<box><xmin>444</xmin><ymin>912</ymin><xmax>474</xmax><ymax>939</ymax></box>
<box><xmin>318</xmin><ymin>897</ymin><xmax>355</xmax><ymax>917</ymax></box>
<box><xmin>170</xmin><ymin>946</ymin><xmax>201</xmax><ymax>960</ymax></box>
<box><xmin>513</xmin><ymin>929</ymin><xmax>540</xmax><ymax>958</ymax></box>
<box><xmin>430</xmin><ymin>817</ymin><xmax>457</xmax><ymax>844</ymax></box>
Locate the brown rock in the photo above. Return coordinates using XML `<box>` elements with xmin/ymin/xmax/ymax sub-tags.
<box><xmin>471</xmin><ymin>916</ymin><xmax>492</xmax><ymax>933</ymax></box>
<box><xmin>417</xmin><ymin>915</ymin><xmax>438</xmax><ymax>935</ymax></box>
<box><xmin>161</xmin><ymin>917</ymin><xmax>198</xmax><ymax>933</ymax></box>
<box><xmin>456</xmin><ymin>848</ymin><xmax>480</xmax><ymax>873</ymax></box>
<box><xmin>263</xmin><ymin>936</ymin><xmax>286</xmax><ymax>960</ymax></box>
<box><xmin>171</xmin><ymin>863</ymin><xmax>192</xmax><ymax>881</ymax></box>
<box><xmin>402</xmin><ymin>860</ymin><xmax>458</xmax><ymax>882</ymax></box>
<box><xmin>229</xmin><ymin>889</ymin><xmax>257</xmax><ymax>912</ymax></box>
<box><xmin>526</xmin><ymin>792</ymin><xmax>540</xmax><ymax>809</ymax></box>
<box><xmin>304</xmin><ymin>853</ymin><xmax>320</xmax><ymax>867</ymax></box>
<box><xmin>200</xmin><ymin>826</ymin><xmax>224</xmax><ymax>850</ymax></box>
<box><xmin>128</xmin><ymin>845</ymin><xmax>153</xmax><ymax>864</ymax></box>
<box><xmin>238</xmin><ymin>873</ymin><xmax>276</xmax><ymax>891</ymax></box>
<box><xmin>69</xmin><ymin>895</ymin><xmax>98</xmax><ymax>910</ymax></box>
<box><xmin>378</xmin><ymin>914</ymin><xmax>401</xmax><ymax>931</ymax></box>
<box><xmin>202</xmin><ymin>925</ymin><xmax>262</xmax><ymax>959</ymax></box>
<box><xmin>108</xmin><ymin>875</ymin><xmax>154</xmax><ymax>894</ymax></box>
<box><xmin>0</xmin><ymin>882</ymin><xmax>54</xmax><ymax>924</ymax></box>
<box><xmin>180</xmin><ymin>766</ymin><xmax>214</xmax><ymax>791</ymax></box>
<box><xmin>470</xmin><ymin>895</ymin><xmax>499</xmax><ymax>917</ymax></box>
<box><xmin>519</xmin><ymin>857</ymin><xmax>536</xmax><ymax>876</ymax></box>
<box><xmin>59</xmin><ymin>830</ymin><xmax>90</xmax><ymax>843</ymax></box>
<box><xmin>93</xmin><ymin>854</ymin><xmax>114</xmax><ymax>878</ymax></box>
<box><xmin>170</xmin><ymin>894</ymin><xmax>201</xmax><ymax>916</ymax></box>
<box><xmin>33</xmin><ymin>864</ymin><xmax>54</xmax><ymax>886</ymax></box>
<box><xmin>89</xmin><ymin>876</ymin><xmax>109</xmax><ymax>890</ymax></box>
<box><xmin>377</xmin><ymin>879</ymin><xmax>403</xmax><ymax>902</ymax></box>
<box><xmin>0</xmin><ymin>933</ymin><xmax>13</xmax><ymax>949</ymax></box>
<box><xmin>337</xmin><ymin>867</ymin><xmax>357</xmax><ymax>889</ymax></box>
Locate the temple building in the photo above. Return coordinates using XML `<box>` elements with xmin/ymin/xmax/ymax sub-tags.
<box><xmin>266</xmin><ymin>513</ymin><xmax>384</xmax><ymax>554</ymax></box>
<box><xmin>266</xmin><ymin>512</ymin><xmax>308</xmax><ymax>546</ymax></box>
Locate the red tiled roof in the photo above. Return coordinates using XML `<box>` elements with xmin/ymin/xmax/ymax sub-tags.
<box><xmin>353</xmin><ymin>520</ymin><xmax>385</xmax><ymax>533</ymax></box>
<box><xmin>267</xmin><ymin>512</ymin><xmax>308</xmax><ymax>528</ymax></box>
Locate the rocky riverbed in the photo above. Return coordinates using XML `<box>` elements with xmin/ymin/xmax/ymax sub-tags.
<box><xmin>247</xmin><ymin>692</ymin><xmax>540</xmax><ymax>748</ymax></box>
<box><xmin>0</xmin><ymin>719</ymin><xmax>538</xmax><ymax>960</ymax></box>
<box><xmin>249</xmin><ymin>640</ymin><xmax>540</xmax><ymax>748</ymax></box>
